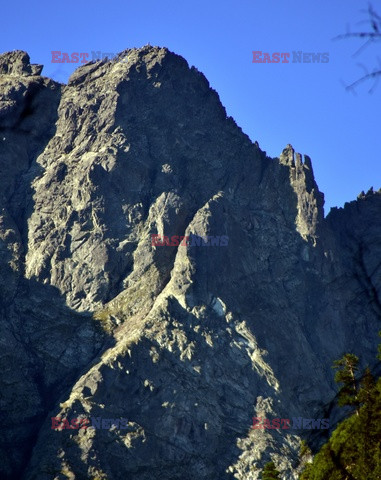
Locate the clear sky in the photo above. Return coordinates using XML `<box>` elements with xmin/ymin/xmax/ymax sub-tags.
<box><xmin>2</xmin><ymin>0</ymin><xmax>380</xmax><ymax>213</ymax></box>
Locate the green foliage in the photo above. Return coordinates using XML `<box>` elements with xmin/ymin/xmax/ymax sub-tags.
<box><xmin>300</xmin><ymin>346</ymin><xmax>381</xmax><ymax>480</ymax></box>
<box><xmin>332</xmin><ymin>353</ymin><xmax>360</xmax><ymax>412</ymax></box>
<box><xmin>262</xmin><ymin>461</ymin><xmax>281</xmax><ymax>480</ymax></box>
<box><xmin>299</xmin><ymin>440</ymin><xmax>312</xmax><ymax>459</ymax></box>
<box><xmin>93</xmin><ymin>308</ymin><xmax>114</xmax><ymax>334</ymax></box>
<box><xmin>300</xmin><ymin>442</ymin><xmax>343</xmax><ymax>480</ymax></box>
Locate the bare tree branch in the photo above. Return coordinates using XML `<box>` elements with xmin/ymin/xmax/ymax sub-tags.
<box><xmin>334</xmin><ymin>3</ymin><xmax>381</xmax><ymax>93</ymax></box>
<box><xmin>334</xmin><ymin>32</ymin><xmax>381</xmax><ymax>41</ymax></box>
<box><xmin>346</xmin><ymin>68</ymin><xmax>381</xmax><ymax>94</ymax></box>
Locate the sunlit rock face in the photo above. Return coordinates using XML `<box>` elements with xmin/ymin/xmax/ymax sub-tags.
<box><xmin>0</xmin><ymin>46</ymin><xmax>380</xmax><ymax>480</ymax></box>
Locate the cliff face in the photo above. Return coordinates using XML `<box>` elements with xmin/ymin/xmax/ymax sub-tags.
<box><xmin>0</xmin><ymin>47</ymin><xmax>380</xmax><ymax>480</ymax></box>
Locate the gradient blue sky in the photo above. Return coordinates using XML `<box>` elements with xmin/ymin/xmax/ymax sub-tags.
<box><xmin>2</xmin><ymin>0</ymin><xmax>380</xmax><ymax>213</ymax></box>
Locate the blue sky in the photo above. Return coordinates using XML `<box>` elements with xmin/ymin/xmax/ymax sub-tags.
<box><xmin>2</xmin><ymin>0</ymin><xmax>380</xmax><ymax>213</ymax></box>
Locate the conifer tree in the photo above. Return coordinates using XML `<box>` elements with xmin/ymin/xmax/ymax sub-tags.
<box><xmin>300</xmin><ymin>352</ymin><xmax>381</xmax><ymax>479</ymax></box>
<box><xmin>262</xmin><ymin>461</ymin><xmax>281</xmax><ymax>480</ymax></box>
<box><xmin>332</xmin><ymin>353</ymin><xmax>360</xmax><ymax>414</ymax></box>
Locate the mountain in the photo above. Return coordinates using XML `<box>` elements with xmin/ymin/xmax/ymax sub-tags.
<box><xmin>0</xmin><ymin>46</ymin><xmax>380</xmax><ymax>480</ymax></box>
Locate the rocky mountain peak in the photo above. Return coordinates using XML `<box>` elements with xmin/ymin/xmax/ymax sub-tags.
<box><xmin>0</xmin><ymin>47</ymin><xmax>379</xmax><ymax>480</ymax></box>
<box><xmin>279</xmin><ymin>144</ymin><xmax>324</xmax><ymax>243</ymax></box>
<box><xmin>0</xmin><ymin>49</ymin><xmax>43</xmax><ymax>76</ymax></box>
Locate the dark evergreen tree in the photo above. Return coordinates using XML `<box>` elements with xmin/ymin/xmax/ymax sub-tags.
<box><xmin>299</xmin><ymin>440</ymin><xmax>312</xmax><ymax>460</ymax></box>
<box><xmin>262</xmin><ymin>461</ymin><xmax>281</xmax><ymax>480</ymax></box>
<box><xmin>300</xmin><ymin>356</ymin><xmax>381</xmax><ymax>479</ymax></box>
<box><xmin>332</xmin><ymin>353</ymin><xmax>360</xmax><ymax>413</ymax></box>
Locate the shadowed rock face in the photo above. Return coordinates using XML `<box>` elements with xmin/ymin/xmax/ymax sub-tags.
<box><xmin>0</xmin><ymin>46</ymin><xmax>380</xmax><ymax>480</ymax></box>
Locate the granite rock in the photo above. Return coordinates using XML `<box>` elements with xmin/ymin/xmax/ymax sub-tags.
<box><xmin>0</xmin><ymin>47</ymin><xmax>380</xmax><ymax>480</ymax></box>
